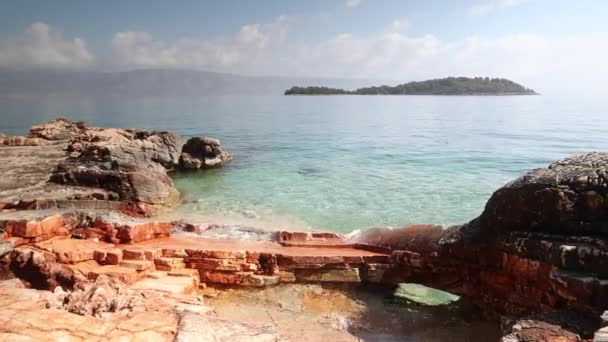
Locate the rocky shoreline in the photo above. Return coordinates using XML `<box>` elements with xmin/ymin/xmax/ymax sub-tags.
<box><xmin>1</xmin><ymin>118</ymin><xmax>607</xmax><ymax>341</ymax></box>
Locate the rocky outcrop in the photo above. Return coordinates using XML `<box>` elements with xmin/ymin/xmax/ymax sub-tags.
<box><xmin>0</xmin><ymin>118</ymin><xmax>231</xmax><ymax>214</ymax></box>
<box><xmin>50</xmin><ymin>127</ymin><xmax>184</xmax><ymax>210</ymax></box>
<box><xmin>3</xmin><ymin>120</ymin><xmax>608</xmax><ymax>340</ymax></box>
<box><xmin>478</xmin><ymin>152</ymin><xmax>608</xmax><ymax>237</ymax></box>
<box><xmin>0</xmin><ymin>118</ymin><xmax>89</xmax><ymax>146</ymax></box>
<box><xmin>351</xmin><ymin>152</ymin><xmax>608</xmax><ymax>339</ymax></box>
<box><xmin>179</xmin><ymin>136</ymin><xmax>232</xmax><ymax>170</ymax></box>
<box><xmin>28</xmin><ymin>118</ymin><xmax>90</xmax><ymax>140</ymax></box>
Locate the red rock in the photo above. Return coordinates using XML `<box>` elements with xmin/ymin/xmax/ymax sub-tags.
<box><xmin>241</xmin><ymin>274</ymin><xmax>279</xmax><ymax>287</ymax></box>
<box><xmin>198</xmin><ymin>271</ymin><xmax>247</xmax><ymax>284</ymax></box>
<box><xmin>87</xmin><ymin>265</ymin><xmax>139</xmax><ymax>285</ymax></box>
<box><xmin>162</xmin><ymin>248</ymin><xmax>188</xmax><ymax>258</ymax></box>
<box><xmin>294</xmin><ymin>268</ymin><xmax>361</xmax><ymax>283</ymax></box>
<box><xmin>242</xmin><ymin>263</ymin><xmax>259</xmax><ymax>272</ymax></box>
<box><xmin>186</xmin><ymin>249</ymin><xmax>246</xmax><ymax>259</ymax></box>
<box><xmin>3</xmin><ymin>215</ymin><xmax>69</xmax><ymax>241</ymax></box>
<box><xmin>154</xmin><ymin>257</ymin><xmax>185</xmax><ymax>271</ymax></box>
<box><xmin>168</xmin><ymin>268</ymin><xmax>199</xmax><ymax>279</ymax></box>
<box><xmin>117</xmin><ymin>222</ymin><xmax>172</xmax><ymax>243</ymax></box>
<box><xmin>278</xmin><ymin>272</ymin><xmax>296</xmax><ymax>283</ymax></box>
<box><xmin>246</xmin><ymin>251</ymin><xmax>261</xmax><ymax>263</ymax></box>
<box><xmin>276</xmin><ymin>255</ymin><xmax>345</xmax><ymax>266</ymax></box>
<box><xmin>122</xmin><ymin>247</ymin><xmax>161</xmax><ymax>260</ymax></box>
<box><xmin>185</xmin><ymin>258</ymin><xmax>229</xmax><ymax>269</ymax></box>
<box><xmin>105</xmin><ymin>249</ymin><xmax>122</xmax><ymax>265</ymax></box>
<box><xmin>5</xmin><ymin>237</ymin><xmax>27</xmax><ymax>247</ymax></box>
<box><xmin>119</xmin><ymin>259</ymin><xmax>153</xmax><ymax>271</ymax></box>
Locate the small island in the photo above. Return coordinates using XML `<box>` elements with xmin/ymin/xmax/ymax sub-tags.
<box><xmin>284</xmin><ymin>77</ymin><xmax>537</xmax><ymax>95</ymax></box>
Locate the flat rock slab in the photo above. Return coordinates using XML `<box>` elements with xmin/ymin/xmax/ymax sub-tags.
<box><xmin>394</xmin><ymin>283</ymin><xmax>460</xmax><ymax>306</ymax></box>
<box><xmin>0</xmin><ymin>287</ymin><xmax>178</xmax><ymax>341</ymax></box>
<box><xmin>176</xmin><ymin>312</ymin><xmax>276</xmax><ymax>342</ymax></box>
<box><xmin>137</xmin><ymin>236</ymin><xmax>389</xmax><ymax>258</ymax></box>
<box><xmin>0</xmin><ymin>144</ymin><xmax>113</xmax><ymax>205</ymax></box>
<box><xmin>131</xmin><ymin>276</ymin><xmax>197</xmax><ymax>295</ymax></box>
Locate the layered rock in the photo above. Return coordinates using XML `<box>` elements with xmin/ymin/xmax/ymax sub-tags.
<box><xmin>0</xmin><ymin>118</ymin><xmax>231</xmax><ymax>214</ymax></box>
<box><xmin>351</xmin><ymin>152</ymin><xmax>608</xmax><ymax>339</ymax></box>
<box><xmin>179</xmin><ymin>136</ymin><xmax>232</xmax><ymax>170</ymax></box>
<box><xmin>49</xmin><ymin>127</ymin><xmax>184</xmax><ymax>211</ymax></box>
<box><xmin>2</xmin><ymin>120</ymin><xmax>608</xmax><ymax>340</ymax></box>
<box><xmin>479</xmin><ymin>152</ymin><xmax>608</xmax><ymax>237</ymax></box>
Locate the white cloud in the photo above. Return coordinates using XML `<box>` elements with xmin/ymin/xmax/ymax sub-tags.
<box><xmin>285</xmin><ymin>29</ymin><xmax>608</xmax><ymax>93</ymax></box>
<box><xmin>390</xmin><ymin>19</ymin><xmax>411</xmax><ymax>32</ymax></box>
<box><xmin>0</xmin><ymin>22</ymin><xmax>94</xmax><ymax>69</ymax></box>
<box><xmin>345</xmin><ymin>0</ymin><xmax>362</xmax><ymax>8</ymax></box>
<box><xmin>4</xmin><ymin>18</ymin><xmax>606</xmax><ymax>94</ymax></box>
<box><xmin>109</xmin><ymin>15</ymin><xmax>608</xmax><ymax>93</ymax></box>
<box><xmin>469</xmin><ymin>0</ymin><xmax>525</xmax><ymax>16</ymax></box>
<box><xmin>111</xmin><ymin>16</ymin><xmax>291</xmax><ymax>71</ymax></box>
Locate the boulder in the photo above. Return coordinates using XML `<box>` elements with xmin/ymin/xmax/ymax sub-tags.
<box><xmin>478</xmin><ymin>152</ymin><xmax>608</xmax><ymax>236</ymax></box>
<box><xmin>354</xmin><ymin>152</ymin><xmax>608</xmax><ymax>338</ymax></box>
<box><xmin>50</xmin><ymin>126</ymin><xmax>184</xmax><ymax>210</ymax></box>
<box><xmin>179</xmin><ymin>136</ymin><xmax>232</xmax><ymax>170</ymax></box>
<box><xmin>2</xmin><ymin>118</ymin><xmax>232</xmax><ymax>213</ymax></box>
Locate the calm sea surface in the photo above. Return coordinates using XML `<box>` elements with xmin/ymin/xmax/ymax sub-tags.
<box><xmin>1</xmin><ymin>94</ymin><xmax>606</xmax><ymax>232</ymax></box>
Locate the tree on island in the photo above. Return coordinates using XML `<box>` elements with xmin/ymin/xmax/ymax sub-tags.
<box><xmin>284</xmin><ymin>77</ymin><xmax>537</xmax><ymax>95</ymax></box>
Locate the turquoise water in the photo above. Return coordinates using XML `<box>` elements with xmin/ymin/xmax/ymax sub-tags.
<box><xmin>1</xmin><ymin>94</ymin><xmax>607</xmax><ymax>232</ymax></box>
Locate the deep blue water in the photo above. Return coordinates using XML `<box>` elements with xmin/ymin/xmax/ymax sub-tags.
<box><xmin>1</xmin><ymin>94</ymin><xmax>606</xmax><ymax>232</ymax></box>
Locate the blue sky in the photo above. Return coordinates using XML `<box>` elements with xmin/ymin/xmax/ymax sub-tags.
<box><xmin>0</xmin><ymin>0</ymin><xmax>607</xmax><ymax>91</ymax></box>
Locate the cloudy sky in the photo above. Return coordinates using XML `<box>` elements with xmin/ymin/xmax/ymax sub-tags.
<box><xmin>0</xmin><ymin>0</ymin><xmax>607</xmax><ymax>92</ymax></box>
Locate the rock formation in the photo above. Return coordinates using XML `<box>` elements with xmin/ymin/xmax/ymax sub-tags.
<box><xmin>1</xmin><ymin>119</ymin><xmax>607</xmax><ymax>340</ymax></box>
<box><xmin>0</xmin><ymin>118</ymin><xmax>231</xmax><ymax>215</ymax></box>
<box><xmin>351</xmin><ymin>152</ymin><xmax>608</xmax><ymax>339</ymax></box>
<box><xmin>179</xmin><ymin>137</ymin><xmax>232</xmax><ymax>170</ymax></box>
<box><xmin>50</xmin><ymin>127</ymin><xmax>184</xmax><ymax>210</ymax></box>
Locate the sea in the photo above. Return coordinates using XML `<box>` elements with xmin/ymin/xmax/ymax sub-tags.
<box><xmin>2</xmin><ymin>93</ymin><xmax>606</xmax><ymax>233</ymax></box>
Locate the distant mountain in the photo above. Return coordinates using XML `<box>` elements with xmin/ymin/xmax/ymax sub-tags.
<box><xmin>0</xmin><ymin>69</ymin><xmax>382</xmax><ymax>97</ymax></box>
<box><xmin>285</xmin><ymin>77</ymin><xmax>537</xmax><ymax>96</ymax></box>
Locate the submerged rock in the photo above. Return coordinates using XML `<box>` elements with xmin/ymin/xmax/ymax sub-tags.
<box><xmin>394</xmin><ymin>283</ymin><xmax>460</xmax><ymax>306</ymax></box>
<box><xmin>179</xmin><ymin>136</ymin><xmax>232</xmax><ymax>170</ymax></box>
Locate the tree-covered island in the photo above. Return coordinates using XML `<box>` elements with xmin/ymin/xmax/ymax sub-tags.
<box><xmin>284</xmin><ymin>77</ymin><xmax>537</xmax><ymax>95</ymax></box>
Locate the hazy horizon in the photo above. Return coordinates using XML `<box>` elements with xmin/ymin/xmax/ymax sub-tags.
<box><xmin>0</xmin><ymin>0</ymin><xmax>607</xmax><ymax>95</ymax></box>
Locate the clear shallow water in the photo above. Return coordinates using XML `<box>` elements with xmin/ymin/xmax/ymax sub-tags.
<box><xmin>1</xmin><ymin>94</ymin><xmax>607</xmax><ymax>233</ymax></box>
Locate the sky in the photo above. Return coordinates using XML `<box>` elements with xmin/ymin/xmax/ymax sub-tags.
<box><xmin>0</xmin><ymin>0</ymin><xmax>607</xmax><ymax>92</ymax></box>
